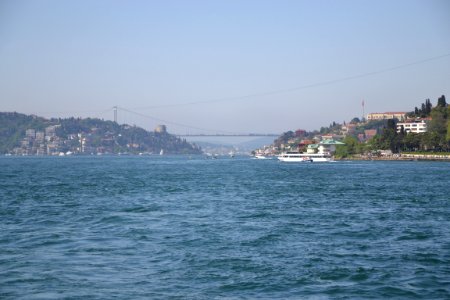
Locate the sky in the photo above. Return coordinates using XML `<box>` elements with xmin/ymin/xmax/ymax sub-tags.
<box><xmin>1</xmin><ymin>0</ymin><xmax>449</xmax><ymax>134</ymax></box>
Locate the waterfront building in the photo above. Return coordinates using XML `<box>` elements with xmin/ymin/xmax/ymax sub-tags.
<box><xmin>306</xmin><ymin>144</ymin><xmax>319</xmax><ymax>154</ymax></box>
<box><xmin>318</xmin><ymin>139</ymin><xmax>345</xmax><ymax>153</ymax></box>
<box><xmin>304</xmin><ymin>139</ymin><xmax>345</xmax><ymax>155</ymax></box>
<box><xmin>47</xmin><ymin>140</ymin><xmax>61</xmax><ymax>155</ymax></box>
<box><xmin>36</xmin><ymin>144</ymin><xmax>46</xmax><ymax>155</ymax></box>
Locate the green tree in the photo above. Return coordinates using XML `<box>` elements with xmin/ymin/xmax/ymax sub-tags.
<box><xmin>350</xmin><ymin>117</ymin><xmax>360</xmax><ymax>124</ymax></box>
<box><xmin>332</xmin><ymin>136</ymin><xmax>363</xmax><ymax>158</ymax></box>
<box><xmin>319</xmin><ymin>126</ymin><xmax>330</xmax><ymax>134</ymax></box>
<box><xmin>334</xmin><ymin>145</ymin><xmax>349</xmax><ymax>158</ymax></box>
<box><xmin>426</xmin><ymin>99</ymin><xmax>432</xmax><ymax>115</ymax></box>
<box><xmin>274</xmin><ymin>131</ymin><xmax>295</xmax><ymax>147</ymax></box>
<box><xmin>437</xmin><ymin>95</ymin><xmax>447</xmax><ymax>108</ymax></box>
<box><xmin>420</xmin><ymin>132</ymin><xmax>441</xmax><ymax>151</ymax></box>
<box><xmin>344</xmin><ymin>136</ymin><xmax>358</xmax><ymax>154</ymax></box>
<box><xmin>428</xmin><ymin>106</ymin><xmax>448</xmax><ymax>150</ymax></box>
<box><xmin>367</xmin><ymin>134</ymin><xmax>383</xmax><ymax>151</ymax></box>
<box><xmin>379</xmin><ymin>119</ymin><xmax>400</xmax><ymax>152</ymax></box>
<box><xmin>403</xmin><ymin>133</ymin><xmax>421</xmax><ymax>151</ymax></box>
<box><xmin>447</xmin><ymin>120</ymin><xmax>450</xmax><ymax>143</ymax></box>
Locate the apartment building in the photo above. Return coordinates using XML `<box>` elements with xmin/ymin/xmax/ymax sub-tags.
<box><xmin>396</xmin><ymin>119</ymin><xmax>428</xmax><ymax>134</ymax></box>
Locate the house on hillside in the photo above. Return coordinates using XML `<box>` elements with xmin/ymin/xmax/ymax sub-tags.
<box><xmin>342</xmin><ymin>124</ymin><xmax>356</xmax><ymax>135</ymax></box>
<box><xmin>396</xmin><ymin>118</ymin><xmax>429</xmax><ymax>134</ymax></box>
<box><xmin>364</xmin><ymin>129</ymin><xmax>377</xmax><ymax>140</ymax></box>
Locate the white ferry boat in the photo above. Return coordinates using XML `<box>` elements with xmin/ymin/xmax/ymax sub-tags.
<box><xmin>277</xmin><ymin>139</ymin><xmax>343</xmax><ymax>163</ymax></box>
<box><xmin>277</xmin><ymin>152</ymin><xmax>332</xmax><ymax>162</ymax></box>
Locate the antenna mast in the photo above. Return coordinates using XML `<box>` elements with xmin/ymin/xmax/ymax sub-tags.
<box><xmin>362</xmin><ymin>100</ymin><xmax>365</xmax><ymax>122</ymax></box>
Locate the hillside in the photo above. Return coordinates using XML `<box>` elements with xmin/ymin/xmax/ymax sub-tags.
<box><xmin>257</xmin><ymin>95</ymin><xmax>449</xmax><ymax>156</ymax></box>
<box><xmin>0</xmin><ymin>112</ymin><xmax>202</xmax><ymax>155</ymax></box>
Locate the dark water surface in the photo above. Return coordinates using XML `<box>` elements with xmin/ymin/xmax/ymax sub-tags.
<box><xmin>1</xmin><ymin>156</ymin><xmax>449</xmax><ymax>299</ymax></box>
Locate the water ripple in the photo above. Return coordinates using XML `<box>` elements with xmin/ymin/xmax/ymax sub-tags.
<box><xmin>1</xmin><ymin>156</ymin><xmax>449</xmax><ymax>299</ymax></box>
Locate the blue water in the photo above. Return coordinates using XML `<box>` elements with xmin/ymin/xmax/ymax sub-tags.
<box><xmin>1</xmin><ymin>156</ymin><xmax>449</xmax><ymax>299</ymax></box>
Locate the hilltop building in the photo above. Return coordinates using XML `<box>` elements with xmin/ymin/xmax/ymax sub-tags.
<box><xmin>155</xmin><ymin>125</ymin><xmax>167</xmax><ymax>133</ymax></box>
<box><xmin>367</xmin><ymin>112</ymin><xmax>407</xmax><ymax>121</ymax></box>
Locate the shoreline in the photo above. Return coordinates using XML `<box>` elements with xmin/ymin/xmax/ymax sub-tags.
<box><xmin>339</xmin><ymin>154</ymin><xmax>450</xmax><ymax>162</ymax></box>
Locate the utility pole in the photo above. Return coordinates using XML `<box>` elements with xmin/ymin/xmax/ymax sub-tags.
<box><xmin>113</xmin><ymin>106</ymin><xmax>117</xmax><ymax>123</ymax></box>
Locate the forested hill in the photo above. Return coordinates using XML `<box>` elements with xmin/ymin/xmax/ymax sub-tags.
<box><xmin>0</xmin><ymin>112</ymin><xmax>202</xmax><ymax>155</ymax></box>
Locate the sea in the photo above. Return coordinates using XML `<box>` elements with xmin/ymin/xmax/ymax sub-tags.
<box><xmin>1</xmin><ymin>156</ymin><xmax>449</xmax><ymax>299</ymax></box>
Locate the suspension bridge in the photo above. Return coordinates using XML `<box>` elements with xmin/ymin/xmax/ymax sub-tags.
<box><xmin>176</xmin><ymin>133</ymin><xmax>280</xmax><ymax>137</ymax></box>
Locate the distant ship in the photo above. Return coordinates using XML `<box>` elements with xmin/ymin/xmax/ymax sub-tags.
<box><xmin>160</xmin><ymin>149</ymin><xmax>164</xmax><ymax>155</ymax></box>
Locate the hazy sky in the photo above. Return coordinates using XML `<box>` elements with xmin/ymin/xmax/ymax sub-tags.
<box><xmin>1</xmin><ymin>0</ymin><xmax>449</xmax><ymax>134</ymax></box>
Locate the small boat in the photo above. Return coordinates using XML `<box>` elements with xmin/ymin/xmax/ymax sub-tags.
<box><xmin>253</xmin><ymin>154</ymin><xmax>269</xmax><ymax>159</ymax></box>
<box><xmin>160</xmin><ymin>149</ymin><xmax>164</xmax><ymax>155</ymax></box>
<box><xmin>205</xmin><ymin>153</ymin><xmax>218</xmax><ymax>159</ymax></box>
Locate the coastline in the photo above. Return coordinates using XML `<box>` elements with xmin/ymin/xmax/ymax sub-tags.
<box><xmin>339</xmin><ymin>153</ymin><xmax>450</xmax><ymax>162</ymax></box>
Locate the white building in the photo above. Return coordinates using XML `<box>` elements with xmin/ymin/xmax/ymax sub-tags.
<box><xmin>397</xmin><ymin>119</ymin><xmax>428</xmax><ymax>134</ymax></box>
